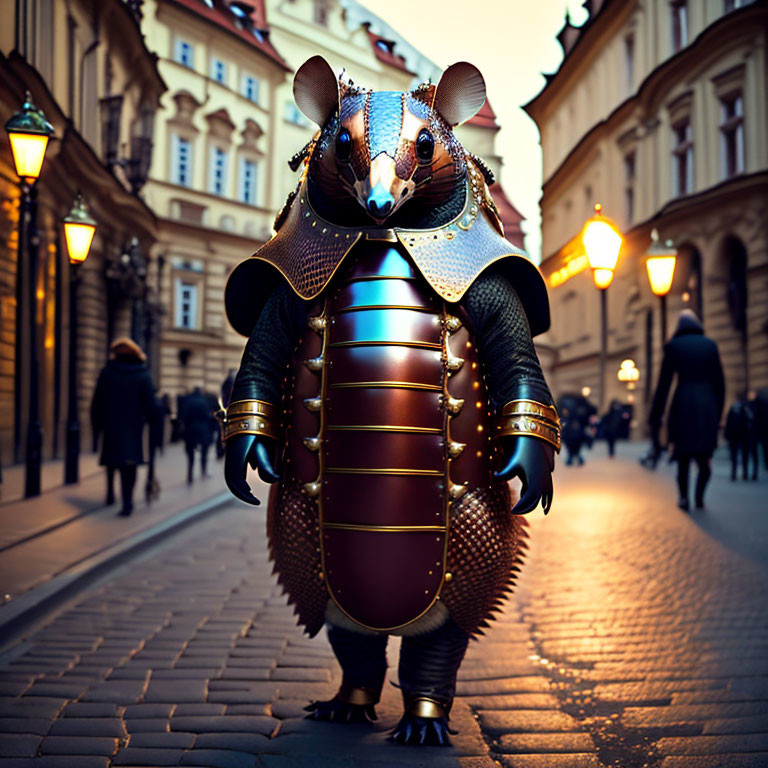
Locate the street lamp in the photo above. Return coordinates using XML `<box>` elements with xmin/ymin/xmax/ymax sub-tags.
<box><xmin>645</xmin><ymin>228</ymin><xmax>677</xmax><ymax>344</ymax></box>
<box><xmin>63</xmin><ymin>194</ymin><xmax>96</xmax><ymax>484</ymax></box>
<box><xmin>5</xmin><ymin>92</ymin><xmax>54</xmax><ymax>498</ymax></box>
<box><xmin>582</xmin><ymin>203</ymin><xmax>623</xmax><ymax>411</ymax></box>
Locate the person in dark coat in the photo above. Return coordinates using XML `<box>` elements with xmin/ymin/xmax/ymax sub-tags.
<box><xmin>649</xmin><ymin>310</ymin><xmax>725</xmax><ymax>510</ymax></box>
<box><xmin>91</xmin><ymin>338</ymin><xmax>155</xmax><ymax>516</ymax></box>
<box><xmin>145</xmin><ymin>394</ymin><xmax>168</xmax><ymax>503</ymax></box>
<box><xmin>559</xmin><ymin>394</ymin><xmax>595</xmax><ymax>466</ymax></box>
<box><xmin>601</xmin><ymin>400</ymin><xmax>625</xmax><ymax>458</ymax></box>
<box><xmin>179</xmin><ymin>386</ymin><xmax>217</xmax><ymax>483</ymax></box>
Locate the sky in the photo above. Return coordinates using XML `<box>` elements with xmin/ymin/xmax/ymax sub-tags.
<box><xmin>363</xmin><ymin>0</ymin><xmax>589</xmax><ymax>261</ymax></box>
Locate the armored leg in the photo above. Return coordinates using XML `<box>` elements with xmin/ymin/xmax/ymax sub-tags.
<box><xmin>305</xmin><ymin>624</ymin><xmax>388</xmax><ymax>723</ymax></box>
<box><xmin>390</xmin><ymin>617</ymin><xmax>470</xmax><ymax>746</ymax></box>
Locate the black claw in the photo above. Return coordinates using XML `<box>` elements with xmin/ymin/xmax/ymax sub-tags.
<box><xmin>304</xmin><ymin>697</ymin><xmax>376</xmax><ymax>724</ymax></box>
<box><xmin>388</xmin><ymin>714</ymin><xmax>454</xmax><ymax>746</ymax></box>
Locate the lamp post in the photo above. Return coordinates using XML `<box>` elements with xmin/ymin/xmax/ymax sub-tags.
<box><xmin>582</xmin><ymin>203</ymin><xmax>623</xmax><ymax>412</ymax></box>
<box><xmin>5</xmin><ymin>92</ymin><xmax>54</xmax><ymax>497</ymax></box>
<box><xmin>63</xmin><ymin>193</ymin><xmax>96</xmax><ymax>484</ymax></box>
<box><xmin>645</xmin><ymin>228</ymin><xmax>677</xmax><ymax>344</ymax></box>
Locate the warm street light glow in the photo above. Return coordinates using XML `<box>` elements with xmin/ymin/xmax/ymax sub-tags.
<box><xmin>4</xmin><ymin>92</ymin><xmax>54</xmax><ymax>181</ymax></box>
<box><xmin>582</xmin><ymin>203</ymin><xmax>623</xmax><ymax>286</ymax></box>
<box><xmin>63</xmin><ymin>193</ymin><xmax>96</xmax><ymax>264</ymax></box>
<box><xmin>592</xmin><ymin>268</ymin><xmax>614</xmax><ymax>289</ymax></box>
<box><xmin>581</xmin><ymin>386</ymin><xmax>591</xmax><ymax>398</ymax></box>
<box><xmin>618</xmin><ymin>359</ymin><xmax>640</xmax><ymax>382</ymax></box>
<box><xmin>645</xmin><ymin>228</ymin><xmax>677</xmax><ymax>297</ymax></box>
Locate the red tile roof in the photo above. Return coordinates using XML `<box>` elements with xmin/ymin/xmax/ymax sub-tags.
<box><xmin>168</xmin><ymin>0</ymin><xmax>290</xmax><ymax>70</ymax></box>
<box><xmin>467</xmin><ymin>98</ymin><xmax>498</xmax><ymax>129</ymax></box>
<box><xmin>491</xmin><ymin>182</ymin><xmax>525</xmax><ymax>250</ymax></box>
<box><xmin>365</xmin><ymin>27</ymin><xmax>415</xmax><ymax>75</ymax></box>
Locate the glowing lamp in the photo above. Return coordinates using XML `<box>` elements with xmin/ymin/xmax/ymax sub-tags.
<box><xmin>4</xmin><ymin>92</ymin><xmax>54</xmax><ymax>181</ymax></box>
<box><xmin>617</xmin><ymin>359</ymin><xmax>639</xmax><ymax>382</ymax></box>
<box><xmin>592</xmin><ymin>268</ymin><xmax>614</xmax><ymax>289</ymax></box>
<box><xmin>581</xmin><ymin>386</ymin><xmax>591</xmax><ymax>398</ymax></box>
<box><xmin>645</xmin><ymin>228</ymin><xmax>677</xmax><ymax>297</ymax></box>
<box><xmin>63</xmin><ymin>193</ymin><xmax>96</xmax><ymax>264</ymax></box>
<box><xmin>582</xmin><ymin>203</ymin><xmax>622</xmax><ymax>289</ymax></box>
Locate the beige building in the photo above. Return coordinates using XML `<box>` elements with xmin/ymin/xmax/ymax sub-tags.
<box><xmin>0</xmin><ymin>0</ymin><xmax>165</xmax><ymax>475</ymax></box>
<box><xmin>526</xmin><ymin>0</ymin><xmax>768</xmax><ymax>429</ymax></box>
<box><xmin>146</xmin><ymin>0</ymin><xmax>525</xmax><ymax>402</ymax></box>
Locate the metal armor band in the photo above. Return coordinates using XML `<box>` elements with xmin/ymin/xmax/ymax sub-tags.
<box><xmin>406</xmin><ymin>697</ymin><xmax>448</xmax><ymax>719</ymax></box>
<box><xmin>337</xmin><ymin>683</ymin><xmax>380</xmax><ymax>706</ymax></box>
<box><xmin>222</xmin><ymin>414</ymin><xmax>280</xmax><ymax>442</ymax></box>
<box><xmin>227</xmin><ymin>400</ymin><xmax>277</xmax><ymax>420</ymax></box>
<box><xmin>495</xmin><ymin>417</ymin><xmax>561</xmax><ymax>452</ymax></box>
<box><xmin>501</xmin><ymin>399</ymin><xmax>560</xmax><ymax>427</ymax></box>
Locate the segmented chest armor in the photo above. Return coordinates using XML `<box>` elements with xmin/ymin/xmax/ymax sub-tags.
<box><xmin>267</xmin><ymin>238</ymin><xmax>527</xmax><ymax>635</ymax></box>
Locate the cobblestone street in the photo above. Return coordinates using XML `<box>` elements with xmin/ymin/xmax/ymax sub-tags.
<box><xmin>0</xmin><ymin>448</ymin><xmax>766</xmax><ymax>767</ymax></box>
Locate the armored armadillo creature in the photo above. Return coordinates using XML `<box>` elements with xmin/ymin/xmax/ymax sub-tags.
<box><xmin>222</xmin><ymin>56</ymin><xmax>560</xmax><ymax>745</ymax></box>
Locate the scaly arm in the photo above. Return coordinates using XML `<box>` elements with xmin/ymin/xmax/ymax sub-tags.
<box><xmin>223</xmin><ymin>280</ymin><xmax>308</xmax><ymax>505</ymax></box>
<box><xmin>461</xmin><ymin>270</ymin><xmax>558</xmax><ymax>514</ymax></box>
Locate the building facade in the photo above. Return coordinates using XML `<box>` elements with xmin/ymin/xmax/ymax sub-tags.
<box><xmin>0</xmin><ymin>0</ymin><xmax>165</xmax><ymax>475</ymax></box>
<box><xmin>526</xmin><ymin>0</ymin><xmax>768</xmax><ymax>429</ymax></box>
<box><xmin>146</xmin><ymin>0</ymin><xmax>526</xmax><ymax>403</ymax></box>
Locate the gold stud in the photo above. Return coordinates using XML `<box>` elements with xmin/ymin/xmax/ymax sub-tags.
<box><xmin>445</xmin><ymin>352</ymin><xmax>464</xmax><ymax>372</ymax></box>
<box><xmin>304</xmin><ymin>397</ymin><xmax>322</xmax><ymax>412</ymax></box>
<box><xmin>303</xmin><ymin>481</ymin><xmax>321</xmax><ymax>497</ymax></box>
<box><xmin>303</xmin><ymin>437</ymin><xmax>321</xmax><ymax>452</ymax></box>
<box><xmin>304</xmin><ymin>356</ymin><xmax>323</xmax><ymax>372</ymax></box>
<box><xmin>448</xmin><ymin>482</ymin><xmax>467</xmax><ymax>500</ymax></box>
<box><xmin>444</xmin><ymin>315</ymin><xmax>462</xmax><ymax>332</ymax></box>
<box><xmin>445</xmin><ymin>572</ymin><xmax>453</xmax><ymax>582</ymax></box>
<box><xmin>447</xmin><ymin>441</ymin><xmax>466</xmax><ymax>458</ymax></box>
<box><xmin>444</xmin><ymin>396</ymin><xmax>465</xmax><ymax>415</ymax></box>
<box><xmin>307</xmin><ymin>316</ymin><xmax>326</xmax><ymax>332</ymax></box>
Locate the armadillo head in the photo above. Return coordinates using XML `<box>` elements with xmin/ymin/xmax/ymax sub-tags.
<box><xmin>293</xmin><ymin>57</ymin><xmax>487</xmax><ymax>227</ymax></box>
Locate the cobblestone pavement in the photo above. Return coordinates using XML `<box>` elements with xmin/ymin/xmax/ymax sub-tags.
<box><xmin>463</xmin><ymin>450</ymin><xmax>768</xmax><ymax>768</ymax></box>
<box><xmin>0</xmin><ymin>451</ymin><xmax>766</xmax><ymax>767</ymax></box>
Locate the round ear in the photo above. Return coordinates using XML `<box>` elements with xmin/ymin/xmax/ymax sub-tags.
<box><xmin>432</xmin><ymin>62</ymin><xmax>486</xmax><ymax>126</ymax></box>
<box><xmin>293</xmin><ymin>56</ymin><xmax>340</xmax><ymax>127</ymax></box>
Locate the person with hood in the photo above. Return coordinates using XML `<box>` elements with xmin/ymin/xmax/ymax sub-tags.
<box><xmin>649</xmin><ymin>310</ymin><xmax>725</xmax><ymax>510</ymax></box>
<box><xmin>91</xmin><ymin>338</ymin><xmax>156</xmax><ymax>516</ymax></box>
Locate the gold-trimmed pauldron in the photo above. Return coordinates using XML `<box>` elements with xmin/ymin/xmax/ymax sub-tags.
<box><xmin>219</xmin><ymin>399</ymin><xmax>280</xmax><ymax>442</ymax></box>
<box><xmin>495</xmin><ymin>399</ymin><xmax>561</xmax><ymax>451</ymax></box>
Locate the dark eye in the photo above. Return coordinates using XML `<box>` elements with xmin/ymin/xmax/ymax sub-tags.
<box><xmin>416</xmin><ymin>129</ymin><xmax>434</xmax><ymax>163</ymax></box>
<box><xmin>335</xmin><ymin>128</ymin><xmax>352</xmax><ymax>163</ymax></box>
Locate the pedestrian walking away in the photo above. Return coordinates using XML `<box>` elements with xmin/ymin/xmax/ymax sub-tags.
<box><xmin>649</xmin><ymin>309</ymin><xmax>725</xmax><ymax>511</ymax></box>
<box><xmin>180</xmin><ymin>385</ymin><xmax>218</xmax><ymax>484</ymax></box>
<box><xmin>90</xmin><ymin>337</ymin><xmax>156</xmax><ymax>516</ymax></box>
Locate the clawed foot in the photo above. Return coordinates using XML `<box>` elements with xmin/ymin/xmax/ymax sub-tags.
<box><xmin>388</xmin><ymin>713</ymin><xmax>456</xmax><ymax>746</ymax></box>
<box><xmin>304</xmin><ymin>696</ymin><xmax>377</xmax><ymax>723</ymax></box>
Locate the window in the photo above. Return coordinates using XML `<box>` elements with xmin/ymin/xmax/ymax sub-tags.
<box><xmin>174</xmin><ymin>38</ymin><xmax>194</xmax><ymax>68</ymax></box>
<box><xmin>174</xmin><ymin>279</ymin><xmax>199</xmax><ymax>330</ymax></box>
<box><xmin>210</xmin><ymin>57</ymin><xmax>227</xmax><ymax>85</ymax></box>
<box><xmin>171</xmin><ymin>134</ymin><xmax>192</xmax><ymax>187</ymax></box>
<box><xmin>241</xmin><ymin>74</ymin><xmax>260</xmax><ymax>103</ymax></box>
<box><xmin>724</xmin><ymin>0</ymin><xmax>751</xmax><ymax>10</ymax></box>
<box><xmin>624</xmin><ymin>35</ymin><xmax>635</xmax><ymax>94</ymax></box>
<box><xmin>672</xmin><ymin>119</ymin><xmax>693</xmax><ymax>196</ymax></box>
<box><xmin>209</xmin><ymin>145</ymin><xmax>228</xmax><ymax>196</ymax></box>
<box><xmin>720</xmin><ymin>93</ymin><xmax>744</xmax><ymax>178</ymax></box>
<box><xmin>624</xmin><ymin>152</ymin><xmax>636</xmax><ymax>223</ymax></box>
<box><xmin>671</xmin><ymin>1</ymin><xmax>688</xmax><ymax>52</ymax></box>
<box><xmin>284</xmin><ymin>102</ymin><xmax>307</xmax><ymax>126</ymax></box>
<box><xmin>239</xmin><ymin>158</ymin><xmax>259</xmax><ymax>204</ymax></box>
<box><xmin>313</xmin><ymin>0</ymin><xmax>329</xmax><ymax>26</ymax></box>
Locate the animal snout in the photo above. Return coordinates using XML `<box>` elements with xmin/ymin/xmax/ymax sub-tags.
<box><xmin>367</xmin><ymin>182</ymin><xmax>394</xmax><ymax>219</ymax></box>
